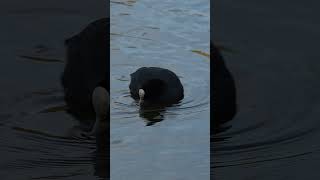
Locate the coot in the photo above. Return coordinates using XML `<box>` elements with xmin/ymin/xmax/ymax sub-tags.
<box><xmin>61</xmin><ymin>18</ymin><xmax>109</xmax><ymax>134</ymax></box>
<box><xmin>212</xmin><ymin>43</ymin><xmax>237</xmax><ymax>132</ymax></box>
<box><xmin>129</xmin><ymin>67</ymin><xmax>184</xmax><ymax>106</ymax></box>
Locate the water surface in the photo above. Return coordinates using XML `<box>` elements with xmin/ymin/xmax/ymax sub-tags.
<box><xmin>213</xmin><ymin>0</ymin><xmax>320</xmax><ymax>179</ymax></box>
<box><xmin>0</xmin><ymin>1</ymin><xmax>107</xmax><ymax>179</ymax></box>
<box><xmin>111</xmin><ymin>0</ymin><xmax>210</xmax><ymax>179</ymax></box>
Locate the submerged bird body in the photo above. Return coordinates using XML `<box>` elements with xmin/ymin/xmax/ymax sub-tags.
<box><xmin>129</xmin><ymin>67</ymin><xmax>184</xmax><ymax>106</ymax></box>
<box><xmin>61</xmin><ymin>18</ymin><xmax>109</xmax><ymax>134</ymax></box>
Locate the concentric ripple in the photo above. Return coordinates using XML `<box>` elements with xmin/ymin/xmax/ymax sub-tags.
<box><xmin>213</xmin><ymin>102</ymin><xmax>320</xmax><ymax>169</ymax></box>
<box><xmin>0</xmin><ymin>88</ymin><xmax>107</xmax><ymax>179</ymax></box>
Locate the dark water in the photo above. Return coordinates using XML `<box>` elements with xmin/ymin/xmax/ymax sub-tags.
<box><xmin>111</xmin><ymin>0</ymin><xmax>210</xmax><ymax>179</ymax></box>
<box><xmin>213</xmin><ymin>0</ymin><xmax>320</xmax><ymax>179</ymax></box>
<box><xmin>0</xmin><ymin>1</ymin><xmax>107</xmax><ymax>179</ymax></box>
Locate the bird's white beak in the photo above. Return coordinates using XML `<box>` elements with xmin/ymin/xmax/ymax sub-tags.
<box><xmin>138</xmin><ymin>89</ymin><xmax>145</xmax><ymax>105</ymax></box>
<box><xmin>89</xmin><ymin>86</ymin><xmax>109</xmax><ymax>135</ymax></box>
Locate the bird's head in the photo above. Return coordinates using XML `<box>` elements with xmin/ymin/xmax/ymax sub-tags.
<box><xmin>89</xmin><ymin>86</ymin><xmax>109</xmax><ymax>135</ymax></box>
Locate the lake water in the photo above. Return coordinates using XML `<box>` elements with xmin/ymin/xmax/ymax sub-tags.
<box><xmin>0</xmin><ymin>1</ymin><xmax>107</xmax><ymax>179</ymax></box>
<box><xmin>111</xmin><ymin>0</ymin><xmax>210</xmax><ymax>179</ymax></box>
<box><xmin>213</xmin><ymin>0</ymin><xmax>320</xmax><ymax>179</ymax></box>
<box><xmin>0</xmin><ymin>0</ymin><xmax>210</xmax><ymax>180</ymax></box>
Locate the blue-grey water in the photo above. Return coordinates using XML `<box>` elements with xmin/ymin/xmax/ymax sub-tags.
<box><xmin>110</xmin><ymin>0</ymin><xmax>210</xmax><ymax>179</ymax></box>
<box><xmin>0</xmin><ymin>0</ymin><xmax>210</xmax><ymax>180</ymax></box>
<box><xmin>213</xmin><ymin>0</ymin><xmax>320</xmax><ymax>179</ymax></box>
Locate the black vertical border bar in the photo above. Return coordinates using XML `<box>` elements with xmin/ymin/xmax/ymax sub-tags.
<box><xmin>210</xmin><ymin>0</ymin><xmax>213</xmax><ymax>178</ymax></box>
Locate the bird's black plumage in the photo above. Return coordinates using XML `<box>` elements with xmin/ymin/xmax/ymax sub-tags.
<box><xmin>61</xmin><ymin>18</ymin><xmax>109</xmax><ymax>115</ymax></box>
<box><xmin>212</xmin><ymin>44</ymin><xmax>237</xmax><ymax>132</ymax></box>
<box><xmin>129</xmin><ymin>67</ymin><xmax>184</xmax><ymax>105</ymax></box>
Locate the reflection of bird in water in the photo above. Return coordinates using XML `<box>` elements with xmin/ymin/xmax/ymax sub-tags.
<box><xmin>129</xmin><ymin>67</ymin><xmax>184</xmax><ymax>106</ymax></box>
<box><xmin>139</xmin><ymin>106</ymin><xmax>165</xmax><ymax>126</ymax></box>
<box><xmin>212</xmin><ymin>43</ymin><xmax>237</xmax><ymax>133</ymax></box>
<box><xmin>93</xmin><ymin>130</ymin><xmax>109</xmax><ymax>179</ymax></box>
<box><xmin>61</xmin><ymin>18</ymin><xmax>109</xmax><ymax>135</ymax></box>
